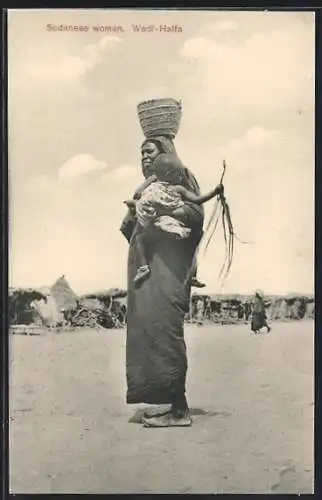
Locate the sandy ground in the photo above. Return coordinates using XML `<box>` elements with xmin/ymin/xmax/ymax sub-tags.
<box><xmin>9</xmin><ymin>320</ymin><xmax>314</xmax><ymax>494</ymax></box>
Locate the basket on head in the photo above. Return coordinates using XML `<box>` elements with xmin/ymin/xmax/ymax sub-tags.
<box><xmin>255</xmin><ymin>289</ymin><xmax>264</xmax><ymax>299</ymax></box>
<box><xmin>137</xmin><ymin>98</ymin><xmax>182</xmax><ymax>139</ymax></box>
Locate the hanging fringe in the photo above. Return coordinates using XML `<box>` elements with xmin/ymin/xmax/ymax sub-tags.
<box><xmin>203</xmin><ymin>199</ymin><xmax>221</xmax><ymax>254</ymax></box>
<box><xmin>202</xmin><ymin>160</ymin><xmax>253</xmax><ymax>286</ymax></box>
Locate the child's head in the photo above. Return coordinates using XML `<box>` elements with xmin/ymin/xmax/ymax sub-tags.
<box><xmin>152</xmin><ymin>153</ymin><xmax>184</xmax><ymax>185</ymax></box>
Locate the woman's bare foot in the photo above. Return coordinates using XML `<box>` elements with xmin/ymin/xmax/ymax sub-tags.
<box><xmin>143</xmin><ymin>405</ymin><xmax>172</xmax><ymax>419</ymax></box>
<box><xmin>142</xmin><ymin>411</ymin><xmax>192</xmax><ymax>428</ymax></box>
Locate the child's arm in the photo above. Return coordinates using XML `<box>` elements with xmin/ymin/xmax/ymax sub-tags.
<box><xmin>123</xmin><ymin>175</ymin><xmax>157</xmax><ymax>215</ymax></box>
<box><xmin>175</xmin><ymin>183</ymin><xmax>224</xmax><ymax>205</ymax></box>
<box><xmin>133</xmin><ymin>174</ymin><xmax>157</xmax><ymax>200</ymax></box>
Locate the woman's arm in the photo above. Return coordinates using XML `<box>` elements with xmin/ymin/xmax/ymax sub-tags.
<box><xmin>124</xmin><ymin>199</ymin><xmax>137</xmax><ymax>213</ymax></box>
<box><xmin>156</xmin><ymin>195</ymin><xmax>204</xmax><ymax>227</ymax></box>
<box><xmin>170</xmin><ymin>202</ymin><xmax>204</xmax><ymax>231</ymax></box>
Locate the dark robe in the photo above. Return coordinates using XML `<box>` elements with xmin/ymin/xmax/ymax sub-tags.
<box><xmin>121</xmin><ymin>167</ymin><xmax>204</xmax><ymax>405</ymax></box>
<box><xmin>251</xmin><ymin>296</ymin><xmax>267</xmax><ymax>332</ymax></box>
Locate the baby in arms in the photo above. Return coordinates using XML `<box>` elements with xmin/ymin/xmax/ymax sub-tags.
<box><xmin>125</xmin><ymin>153</ymin><xmax>223</xmax><ymax>285</ymax></box>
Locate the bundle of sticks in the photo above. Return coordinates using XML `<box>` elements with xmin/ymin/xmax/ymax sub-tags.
<box><xmin>203</xmin><ymin>160</ymin><xmax>251</xmax><ymax>285</ymax></box>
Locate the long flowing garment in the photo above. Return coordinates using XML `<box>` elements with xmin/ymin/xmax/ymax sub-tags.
<box><xmin>121</xmin><ymin>165</ymin><xmax>204</xmax><ymax>405</ymax></box>
<box><xmin>251</xmin><ymin>297</ymin><xmax>267</xmax><ymax>332</ymax></box>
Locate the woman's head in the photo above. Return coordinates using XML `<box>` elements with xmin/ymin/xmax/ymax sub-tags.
<box><xmin>152</xmin><ymin>153</ymin><xmax>184</xmax><ymax>185</ymax></box>
<box><xmin>141</xmin><ymin>136</ymin><xmax>177</xmax><ymax>178</ymax></box>
<box><xmin>141</xmin><ymin>141</ymin><xmax>161</xmax><ymax>178</ymax></box>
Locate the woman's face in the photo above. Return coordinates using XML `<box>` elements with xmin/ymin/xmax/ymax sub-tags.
<box><xmin>141</xmin><ymin>142</ymin><xmax>161</xmax><ymax>178</ymax></box>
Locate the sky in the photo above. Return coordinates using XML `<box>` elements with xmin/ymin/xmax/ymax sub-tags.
<box><xmin>8</xmin><ymin>9</ymin><xmax>315</xmax><ymax>295</ymax></box>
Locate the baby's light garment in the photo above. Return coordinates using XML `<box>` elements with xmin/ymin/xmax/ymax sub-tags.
<box><xmin>154</xmin><ymin>215</ymin><xmax>191</xmax><ymax>238</ymax></box>
<box><xmin>136</xmin><ymin>181</ymin><xmax>191</xmax><ymax>238</ymax></box>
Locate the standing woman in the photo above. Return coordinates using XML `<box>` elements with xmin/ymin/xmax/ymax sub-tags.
<box><xmin>251</xmin><ymin>290</ymin><xmax>271</xmax><ymax>334</ymax></box>
<box><xmin>120</xmin><ymin>135</ymin><xmax>204</xmax><ymax>427</ymax></box>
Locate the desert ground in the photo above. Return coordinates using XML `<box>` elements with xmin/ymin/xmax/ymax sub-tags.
<box><xmin>9</xmin><ymin>320</ymin><xmax>314</xmax><ymax>494</ymax></box>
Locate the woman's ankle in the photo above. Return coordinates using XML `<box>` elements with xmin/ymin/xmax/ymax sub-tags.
<box><xmin>171</xmin><ymin>405</ymin><xmax>189</xmax><ymax>419</ymax></box>
<box><xmin>171</xmin><ymin>394</ymin><xmax>189</xmax><ymax>418</ymax></box>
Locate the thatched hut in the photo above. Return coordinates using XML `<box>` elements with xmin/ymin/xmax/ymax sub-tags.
<box><xmin>31</xmin><ymin>287</ymin><xmax>64</xmax><ymax>327</ymax></box>
<box><xmin>188</xmin><ymin>291</ymin><xmax>315</xmax><ymax>324</ymax></box>
<box><xmin>81</xmin><ymin>288</ymin><xmax>127</xmax><ymax>327</ymax></box>
<box><xmin>50</xmin><ymin>275</ymin><xmax>79</xmax><ymax>311</ymax></box>
<box><xmin>9</xmin><ymin>288</ymin><xmax>47</xmax><ymax>325</ymax></box>
<box><xmin>190</xmin><ymin>293</ymin><xmax>245</xmax><ymax>323</ymax></box>
<box><xmin>305</xmin><ymin>300</ymin><xmax>315</xmax><ymax>319</ymax></box>
<box><xmin>285</xmin><ymin>295</ymin><xmax>306</xmax><ymax>320</ymax></box>
<box><xmin>82</xmin><ymin>287</ymin><xmax>127</xmax><ymax>301</ymax></box>
<box><xmin>269</xmin><ymin>298</ymin><xmax>288</xmax><ymax>320</ymax></box>
<box><xmin>9</xmin><ymin>276</ymin><xmax>79</xmax><ymax>328</ymax></box>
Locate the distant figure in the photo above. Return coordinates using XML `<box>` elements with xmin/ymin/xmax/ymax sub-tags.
<box><xmin>205</xmin><ymin>297</ymin><xmax>212</xmax><ymax>320</ymax></box>
<box><xmin>244</xmin><ymin>302</ymin><xmax>251</xmax><ymax>321</ymax></box>
<box><xmin>196</xmin><ymin>298</ymin><xmax>204</xmax><ymax>326</ymax></box>
<box><xmin>237</xmin><ymin>303</ymin><xmax>244</xmax><ymax>320</ymax></box>
<box><xmin>251</xmin><ymin>290</ymin><xmax>271</xmax><ymax>334</ymax></box>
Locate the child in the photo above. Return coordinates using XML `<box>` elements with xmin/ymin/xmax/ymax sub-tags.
<box><xmin>125</xmin><ymin>153</ymin><xmax>223</xmax><ymax>285</ymax></box>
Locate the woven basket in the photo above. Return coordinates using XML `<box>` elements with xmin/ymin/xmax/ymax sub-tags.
<box><xmin>137</xmin><ymin>98</ymin><xmax>182</xmax><ymax>139</ymax></box>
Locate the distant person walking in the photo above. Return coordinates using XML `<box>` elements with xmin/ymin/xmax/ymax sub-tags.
<box><xmin>196</xmin><ymin>298</ymin><xmax>204</xmax><ymax>326</ymax></box>
<box><xmin>251</xmin><ymin>290</ymin><xmax>271</xmax><ymax>334</ymax></box>
<box><xmin>205</xmin><ymin>297</ymin><xmax>211</xmax><ymax>320</ymax></box>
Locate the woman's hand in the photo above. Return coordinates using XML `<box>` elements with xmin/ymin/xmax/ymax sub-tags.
<box><xmin>124</xmin><ymin>199</ymin><xmax>136</xmax><ymax>208</ymax></box>
<box><xmin>124</xmin><ymin>200</ymin><xmax>137</xmax><ymax>216</ymax></box>
<box><xmin>215</xmin><ymin>183</ymin><xmax>224</xmax><ymax>196</ymax></box>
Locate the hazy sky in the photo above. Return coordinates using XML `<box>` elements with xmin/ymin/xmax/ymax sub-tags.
<box><xmin>8</xmin><ymin>9</ymin><xmax>315</xmax><ymax>295</ymax></box>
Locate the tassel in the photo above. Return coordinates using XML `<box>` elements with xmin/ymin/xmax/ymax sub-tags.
<box><xmin>202</xmin><ymin>160</ymin><xmax>252</xmax><ymax>286</ymax></box>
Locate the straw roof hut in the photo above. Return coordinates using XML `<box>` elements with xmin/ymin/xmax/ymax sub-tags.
<box><xmin>9</xmin><ymin>287</ymin><xmax>47</xmax><ymax>325</ymax></box>
<box><xmin>32</xmin><ymin>287</ymin><xmax>63</xmax><ymax>327</ymax></box>
<box><xmin>306</xmin><ymin>301</ymin><xmax>315</xmax><ymax>319</ymax></box>
<box><xmin>188</xmin><ymin>291</ymin><xmax>315</xmax><ymax>323</ymax></box>
<box><xmin>9</xmin><ymin>287</ymin><xmax>47</xmax><ymax>302</ymax></box>
<box><xmin>10</xmin><ymin>276</ymin><xmax>79</xmax><ymax>327</ymax></box>
<box><xmin>82</xmin><ymin>288</ymin><xmax>127</xmax><ymax>301</ymax></box>
<box><xmin>79</xmin><ymin>297</ymin><xmax>105</xmax><ymax>312</ymax></box>
<box><xmin>50</xmin><ymin>275</ymin><xmax>79</xmax><ymax>311</ymax></box>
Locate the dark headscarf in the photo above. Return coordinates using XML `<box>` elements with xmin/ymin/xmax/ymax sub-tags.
<box><xmin>142</xmin><ymin>136</ymin><xmax>177</xmax><ymax>156</ymax></box>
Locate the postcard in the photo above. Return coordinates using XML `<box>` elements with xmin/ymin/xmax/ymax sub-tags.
<box><xmin>7</xmin><ymin>8</ymin><xmax>314</xmax><ymax>494</ymax></box>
